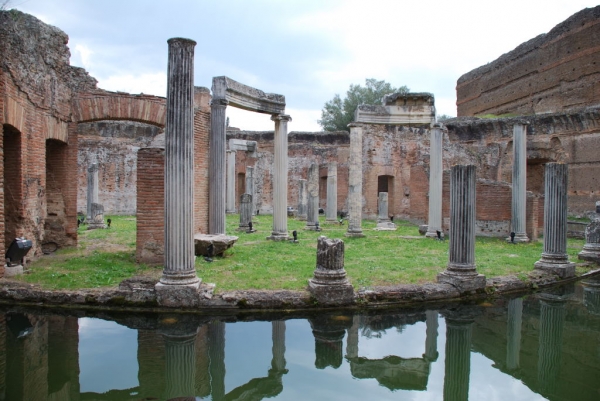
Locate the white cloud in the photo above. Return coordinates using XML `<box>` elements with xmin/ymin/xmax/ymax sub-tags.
<box><xmin>72</xmin><ymin>43</ymin><xmax>93</xmax><ymax>69</ymax></box>
<box><xmin>99</xmin><ymin>72</ymin><xmax>167</xmax><ymax>96</ymax></box>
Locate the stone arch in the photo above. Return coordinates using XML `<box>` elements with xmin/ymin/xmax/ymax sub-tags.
<box><xmin>72</xmin><ymin>92</ymin><xmax>167</xmax><ymax>127</ymax></box>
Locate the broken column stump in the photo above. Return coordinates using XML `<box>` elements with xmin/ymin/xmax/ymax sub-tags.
<box><xmin>308</xmin><ymin>236</ymin><xmax>354</xmax><ymax>305</ymax></box>
<box><xmin>578</xmin><ymin>220</ymin><xmax>600</xmax><ymax>263</ymax></box>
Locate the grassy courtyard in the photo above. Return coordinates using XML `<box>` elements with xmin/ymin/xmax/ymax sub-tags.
<box><xmin>17</xmin><ymin>214</ymin><xmax>590</xmax><ymax>292</ymax></box>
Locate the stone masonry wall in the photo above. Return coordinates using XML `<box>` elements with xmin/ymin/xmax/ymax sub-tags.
<box><xmin>457</xmin><ymin>6</ymin><xmax>600</xmax><ymax>117</ymax></box>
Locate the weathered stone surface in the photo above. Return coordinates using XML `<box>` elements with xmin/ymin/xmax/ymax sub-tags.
<box><xmin>355</xmin><ymin>92</ymin><xmax>435</xmax><ymax>125</ymax></box>
<box><xmin>457</xmin><ymin>6</ymin><xmax>600</xmax><ymax>117</ymax></box>
<box><xmin>308</xmin><ymin>236</ymin><xmax>354</xmax><ymax>305</ymax></box>
<box><xmin>579</xmin><ymin>220</ymin><xmax>600</xmax><ymax>263</ymax></box>
<box><xmin>212</xmin><ymin>76</ymin><xmax>285</xmax><ymax>114</ymax></box>
<box><xmin>194</xmin><ymin>234</ymin><xmax>238</xmax><ymax>256</ymax></box>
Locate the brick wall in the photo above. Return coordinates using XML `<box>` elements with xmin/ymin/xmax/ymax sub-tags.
<box><xmin>136</xmin><ymin>147</ymin><xmax>164</xmax><ymax>265</ymax></box>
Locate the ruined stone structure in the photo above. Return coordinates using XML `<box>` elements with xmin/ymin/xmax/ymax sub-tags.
<box><xmin>457</xmin><ymin>6</ymin><xmax>600</xmax><ymax>117</ymax></box>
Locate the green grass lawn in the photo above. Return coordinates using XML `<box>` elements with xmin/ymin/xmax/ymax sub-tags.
<box><xmin>17</xmin><ymin>214</ymin><xmax>591</xmax><ymax>292</ymax></box>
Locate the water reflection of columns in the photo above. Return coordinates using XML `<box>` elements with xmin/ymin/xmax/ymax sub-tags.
<box><xmin>208</xmin><ymin>321</ymin><xmax>226</xmax><ymax>401</ymax></box>
<box><xmin>163</xmin><ymin>330</ymin><xmax>198</xmax><ymax>400</ymax></box>
<box><xmin>537</xmin><ymin>296</ymin><xmax>566</xmax><ymax>395</ymax></box>
<box><xmin>345</xmin><ymin>315</ymin><xmax>360</xmax><ymax>359</ymax></box>
<box><xmin>443</xmin><ymin>315</ymin><xmax>474</xmax><ymax>401</ymax></box>
<box><xmin>271</xmin><ymin>321</ymin><xmax>287</xmax><ymax>374</ymax></box>
<box><xmin>506</xmin><ymin>298</ymin><xmax>523</xmax><ymax>370</ymax></box>
<box><xmin>424</xmin><ymin>310</ymin><xmax>439</xmax><ymax>361</ymax></box>
<box><xmin>582</xmin><ymin>275</ymin><xmax>600</xmax><ymax>315</ymax></box>
<box><xmin>310</xmin><ymin>315</ymin><xmax>349</xmax><ymax>369</ymax></box>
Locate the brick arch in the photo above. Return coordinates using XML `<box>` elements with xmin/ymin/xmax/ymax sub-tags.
<box><xmin>72</xmin><ymin>91</ymin><xmax>166</xmax><ymax>127</ymax></box>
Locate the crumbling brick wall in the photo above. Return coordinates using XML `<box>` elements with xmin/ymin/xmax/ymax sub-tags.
<box><xmin>457</xmin><ymin>6</ymin><xmax>600</xmax><ymax>117</ymax></box>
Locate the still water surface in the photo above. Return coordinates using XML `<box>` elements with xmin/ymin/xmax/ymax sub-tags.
<box><xmin>2</xmin><ymin>278</ymin><xmax>600</xmax><ymax>400</ymax></box>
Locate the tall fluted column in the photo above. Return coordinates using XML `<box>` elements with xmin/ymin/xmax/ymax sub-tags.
<box><xmin>86</xmin><ymin>163</ymin><xmax>99</xmax><ymax>221</ymax></box>
<box><xmin>426</xmin><ymin>124</ymin><xmax>444</xmax><ymax>238</ymax></box>
<box><xmin>346</xmin><ymin>123</ymin><xmax>364</xmax><ymax>237</ymax></box>
<box><xmin>438</xmin><ymin>165</ymin><xmax>485</xmax><ymax>291</ymax></box>
<box><xmin>246</xmin><ymin>166</ymin><xmax>255</xmax><ymax>215</ymax></box>
<box><xmin>226</xmin><ymin>150</ymin><xmax>236</xmax><ymax>213</ymax></box>
<box><xmin>159</xmin><ymin>38</ymin><xmax>200</xmax><ymax>288</ymax></box>
<box><xmin>163</xmin><ymin>332</ymin><xmax>197</xmax><ymax>400</ymax></box>
<box><xmin>297</xmin><ymin>179</ymin><xmax>308</xmax><ymax>220</ymax></box>
<box><xmin>326</xmin><ymin>162</ymin><xmax>338</xmax><ymax>223</ymax></box>
<box><xmin>506</xmin><ymin>297</ymin><xmax>523</xmax><ymax>370</ymax></box>
<box><xmin>534</xmin><ymin>163</ymin><xmax>575</xmax><ymax>278</ymax></box>
<box><xmin>268</xmin><ymin>114</ymin><xmax>291</xmax><ymax>241</ymax></box>
<box><xmin>208</xmin><ymin>321</ymin><xmax>226</xmax><ymax>401</ymax></box>
<box><xmin>209</xmin><ymin>97</ymin><xmax>228</xmax><ymax>234</ymax></box>
<box><xmin>306</xmin><ymin>163</ymin><xmax>319</xmax><ymax>229</ymax></box>
<box><xmin>509</xmin><ymin>123</ymin><xmax>530</xmax><ymax>242</ymax></box>
<box><xmin>443</xmin><ymin>317</ymin><xmax>473</xmax><ymax>401</ymax></box>
<box><xmin>537</xmin><ymin>296</ymin><xmax>566</xmax><ymax>394</ymax></box>
<box><xmin>424</xmin><ymin>310</ymin><xmax>439</xmax><ymax>361</ymax></box>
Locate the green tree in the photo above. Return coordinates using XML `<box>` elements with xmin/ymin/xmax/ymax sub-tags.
<box><xmin>318</xmin><ymin>78</ymin><xmax>409</xmax><ymax>131</ymax></box>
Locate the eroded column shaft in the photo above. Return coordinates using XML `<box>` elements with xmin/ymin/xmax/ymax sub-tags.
<box><xmin>326</xmin><ymin>162</ymin><xmax>338</xmax><ymax>222</ymax></box>
<box><xmin>226</xmin><ymin>150</ymin><xmax>236</xmax><ymax>213</ymax></box>
<box><xmin>511</xmin><ymin>123</ymin><xmax>529</xmax><ymax>241</ymax></box>
<box><xmin>346</xmin><ymin>124</ymin><xmax>364</xmax><ymax>237</ymax></box>
<box><xmin>426</xmin><ymin>125</ymin><xmax>443</xmax><ymax>237</ymax></box>
<box><xmin>297</xmin><ymin>179</ymin><xmax>308</xmax><ymax>220</ymax></box>
<box><xmin>306</xmin><ymin>163</ymin><xmax>319</xmax><ymax>228</ymax></box>
<box><xmin>209</xmin><ymin>98</ymin><xmax>228</xmax><ymax>234</ymax></box>
<box><xmin>269</xmin><ymin>114</ymin><xmax>291</xmax><ymax>240</ymax></box>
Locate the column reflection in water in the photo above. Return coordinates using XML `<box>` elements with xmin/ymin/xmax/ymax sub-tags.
<box><xmin>506</xmin><ymin>297</ymin><xmax>523</xmax><ymax>371</ymax></box>
<box><xmin>443</xmin><ymin>313</ymin><xmax>474</xmax><ymax>401</ymax></box>
<box><xmin>163</xmin><ymin>329</ymin><xmax>198</xmax><ymax>400</ymax></box>
<box><xmin>424</xmin><ymin>310</ymin><xmax>439</xmax><ymax>362</ymax></box>
<box><xmin>537</xmin><ymin>295</ymin><xmax>566</xmax><ymax>395</ymax></box>
<box><xmin>309</xmin><ymin>315</ymin><xmax>350</xmax><ymax>369</ymax></box>
<box><xmin>208</xmin><ymin>321</ymin><xmax>226</xmax><ymax>401</ymax></box>
<box><xmin>582</xmin><ymin>275</ymin><xmax>600</xmax><ymax>316</ymax></box>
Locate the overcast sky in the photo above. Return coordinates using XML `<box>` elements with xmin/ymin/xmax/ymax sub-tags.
<box><xmin>12</xmin><ymin>0</ymin><xmax>598</xmax><ymax>131</ymax></box>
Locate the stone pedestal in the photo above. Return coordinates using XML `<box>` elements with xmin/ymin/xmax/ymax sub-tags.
<box><xmin>305</xmin><ymin>163</ymin><xmax>320</xmax><ymax>230</ymax></box>
<box><xmin>346</xmin><ymin>124</ymin><xmax>364</xmax><ymax>238</ymax></box>
<box><xmin>87</xmin><ymin>202</ymin><xmax>106</xmax><ymax>229</ymax></box>
<box><xmin>238</xmin><ymin>193</ymin><xmax>255</xmax><ymax>232</ymax></box>
<box><xmin>297</xmin><ymin>179</ymin><xmax>308</xmax><ymax>221</ymax></box>
<box><xmin>375</xmin><ymin>192</ymin><xmax>396</xmax><ymax>230</ymax></box>
<box><xmin>578</xmin><ymin>220</ymin><xmax>600</xmax><ymax>263</ymax></box>
<box><xmin>438</xmin><ymin>165</ymin><xmax>485</xmax><ymax>292</ymax></box>
<box><xmin>267</xmin><ymin>114</ymin><xmax>291</xmax><ymax>241</ymax></box>
<box><xmin>157</xmin><ymin>38</ymin><xmax>200</xmax><ymax>293</ymax></box>
<box><xmin>308</xmin><ymin>236</ymin><xmax>354</xmax><ymax>305</ymax></box>
<box><xmin>325</xmin><ymin>162</ymin><xmax>338</xmax><ymax>223</ymax></box>
<box><xmin>426</xmin><ymin>124</ymin><xmax>443</xmax><ymax>238</ymax></box>
<box><xmin>226</xmin><ymin>150</ymin><xmax>236</xmax><ymax>213</ymax></box>
<box><xmin>508</xmin><ymin>123</ymin><xmax>530</xmax><ymax>242</ymax></box>
<box><xmin>209</xmin><ymin>97</ymin><xmax>228</xmax><ymax>235</ymax></box>
<box><xmin>534</xmin><ymin>163</ymin><xmax>575</xmax><ymax>278</ymax></box>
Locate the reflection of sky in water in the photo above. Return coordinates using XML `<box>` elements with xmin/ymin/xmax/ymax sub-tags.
<box><xmin>78</xmin><ymin>317</ymin><xmax>138</xmax><ymax>393</ymax></box>
<box><xmin>76</xmin><ymin>313</ymin><xmax>548</xmax><ymax>400</ymax></box>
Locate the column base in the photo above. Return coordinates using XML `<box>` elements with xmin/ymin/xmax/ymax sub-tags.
<box><xmin>437</xmin><ymin>270</ymin><xmax>486</xmax><ymax>293</ymax></box>
<box><xmin>325</xmin><ymin>218</ymin><xmax>339</xmax><ymax>224</ymax></box>
<box><xmin>578</xmin><ymin>244</ymin><xmax>600</xmax><ymax>263</ymax></box>
<box><xmin>155</xmin><ymin>280</ymin><xmax>201</xmax><ymax>307</ymax></box>
<box><xmin>505</xmin><ymin>232</ymin><xmax>530</xmax><ymax>243</ymax></box>
<box><xmin>304</xmin><ymin>225</ymin><xmax>322</xmax><ymax>232</ymax></box>
<box><xmin>267</xmin><ymin>232</ymin><xmax>289</xmax><ymax>241</ymax></box>
<box><xmin>296</xmin><ymin>215</ymin><xmax>307</xmax><ymax>221</ymax></box>
<box><xmin>345</xmin><ymin>229</ymin><xmax>364</xmax><ymax>238</ymax></box>
<box><xmin>87</xmin><ymin>223</ymin><xmax>107</xmax><ymax>230</ymax></box>
<box><xmin>308</xmin><ymin>279</ymin><xmax>355</xmax><ymax>305</ymax></box>
<box><xmin>534</xmin><ymin>259</ymin><xmax>576</xmax><ymax>278</ymax></box>
<box><xmin>375</xmin><ymin>222</ymin><xmax>397</xmax><ymax>231</ymax></box>
<box><xmin>4</xmin><ymin>264</ymin><xmax>24</xmax><ymax>277</ymax></box>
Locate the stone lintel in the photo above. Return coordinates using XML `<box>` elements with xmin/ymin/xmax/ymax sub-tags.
<box><xmin>437</xmin><ymin>271</ymin><xmax>486</xmax><ymax>293</ymax></box>
<box><xmin>212</xmin><ymin>76</ymin><xmax>285</xmax><ymax>114</ymax></box>
<box><xmin>383</xmin><ymin>92</ymin><xmax>434</xmax><ymax>106</ymax></box>
<box><xmin>354</xmin><ymin>92</ymin><xmax>435</xmax><ymax>125</ymax></box>
<box><xmin>228</xmin><ymin>138</ymin><xmax>258</xmax><ymax>154</ymax></box>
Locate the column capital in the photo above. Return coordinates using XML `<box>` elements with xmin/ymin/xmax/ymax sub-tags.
<box><xmin>513</xmin><ymin>119</ymin><xmax>530</xmax><ymax>127</ymax></box>
<box><xmin>211</xmin><ymin>98</ymin><xmax>229</xmax><ymax>107</ymax></box>
<box><xmin>347</xmin><ymin>122</ymin><xmax>364</xmax><ymax>129</ymax></box>
<box><xmin>271</xmin><ymin>113</ymin><xmax>292</xmax><ymax>122</ymax></box>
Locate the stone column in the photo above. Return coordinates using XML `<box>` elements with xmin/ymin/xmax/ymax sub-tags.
<box><xmin>246</xmin><ymin>166</ymin><xmax>255</xmax><ymax>215</ymax></box>
<box><xmin>163</xmin><ymin>332</ymin><xmax>197</xmax><ymax>400</ymax></box>
<box><xmin>508</xmin><ymin>123</ymin><xmax>530</xmax><ymax>242</ymax></box>
<box><xmin>238</xmin><ymin>193</ymin><xmax>254</xmax><ymax>231</ymax></box>
<box><xmin>534</xmin><ymin>163</ymin><xmax>575</xmax><ymax>278</ymax></box>
<box><xmin>209</xmin><ymin>97</ymin><xmax>228</xmax><ymax>235</ymax></box>
<box><xmin>325</xmin><ymin>162</ymin><xmax>338</xmax><ymax>223</ymax></box>
<box><xmin>86</xmin><ymin>163</ymin><xmax>99</xmax><ymax>222</ymax></box>
<box><xmin>226</xmin><ymin>150</ymin><xmax>236</xmax><ymax>213</ymax></box>
<box><xmin>157</xmin><ymin>38</ymin><xmax>200</xmax><ymax>291</ymax></box>
<box><xmin>506</xmin><ymin>297</ymin><xmax>523</xmax><ymax>370</ymax></box>
<box><xmin>443</xmin><ymin>317</ymin><xmax>473</xmax><ymax>401</ymax></box>
<box><xmin>375</xmin><ymin>192</ymin><xmax>396</xmax><ymax>230</ymax></box>
<box><xmin>308</xmin><ymin>236</ymin><xmax>354</xmax><ymax>304</ymax></box>
<box><xmin>426</xmin><ymin>124</ymin><xmax>443</xmax><ymax>238</ymax></box>
<box><xmin>346</xmin><ymin>123</ymin><xmax>364</xmax><ymax>237</ymax></box>
<box><xmin>268</xmin><ymin>114</ymin><xmax>291</xmax><ymax>241</ymax></box>
<box><xmin>306</xmin><ymin>163</ymin><xmax>319</xmax><ymax>230</ymax></box>
<box><xmin>424</xmin><ymin>310</ymin><xmax>439</xmax><ymax>361</ymax></box>
<box><xmin>297</xmin><ymin>179</ymin><xmax>308</xmax><ymax>221</ymax></box>
<box><xmin>438</xmin><ymin>165</ymin><xmax>485</xmax><ymax>292</ymax></box>
<box><xmin>578</xmin><ymin>220</ymin><xmax>600</xmax><ymax>263</ymax></box>
<box><xmin>537</xmin><ymin>295</ymin><xmax>566</xmax><ymax>394</ymax></box>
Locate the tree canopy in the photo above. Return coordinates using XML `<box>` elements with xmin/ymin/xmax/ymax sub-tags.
<box><xmin>318</xmin><ymin>78</ymin><xmax>409</xmax><ymax>131</ymax></box>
